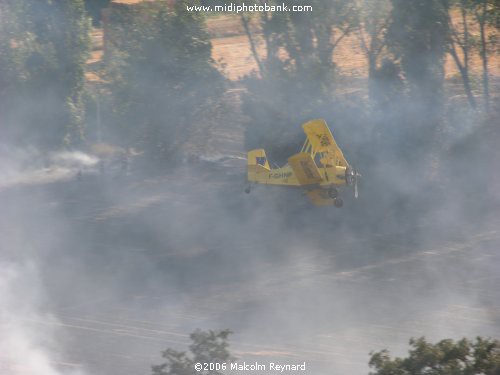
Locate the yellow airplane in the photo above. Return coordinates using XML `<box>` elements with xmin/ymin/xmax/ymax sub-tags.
<box><xmin>246</xmin><ymin>119</ymin><xmax>360</xmax><ymax>207</ymax></box>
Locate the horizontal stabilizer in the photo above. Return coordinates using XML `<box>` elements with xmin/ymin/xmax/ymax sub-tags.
<box><xmin>287</xmin><ymin>152</ymin><xmax>322</xmax><ymax>185</ymax></box>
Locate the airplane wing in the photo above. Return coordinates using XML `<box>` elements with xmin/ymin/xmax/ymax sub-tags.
<box><xmin>287</xmin><ymin>152</ymin><xmax>323</xmax><ymax>185</ymax></box>
<box><xmin>306</xmin><ymin>189</ymin><xmax>335</xmax><ymax>206</ymax></box>
<box><xmin>302</xmin><ymin>119</ymin><xmax>348</xmax><ymax>167</ymax></box>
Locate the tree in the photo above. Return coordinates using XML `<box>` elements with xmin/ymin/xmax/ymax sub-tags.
<box><xmin>355</xmin><ymin>0</ymin><xmax>392</xmax><ymax>101</ymax></box>
<box><xmin>385</xmin><ymin>0</ymin><xmax>449</xmax><ymax>157</ymax></box>
<box><xmin>240</xmin><ymin>0</ymin><xmax>359</xmax><ymax>162</ymax></box>
<box><xmin>0</xmin><ymin>0</ymin><xmax>90</xmax><ymax>150</ymax></box>
<box><xmin>388</xmin><ymin>0</ymin><xmax>449</xmax><ymax>101</ymax></box>
<box><xmin>152</xmin><ymin>329</ymin><xmax>234</xmax><ymax>375</ymax></box>
<box><xmin>0</xmin><ymin>2</ymin><xmax>21</xmax><ymax>104</ymax></box>
<box><xmin>445</xmin><ymin>0</ymin><xmax>499</xmax><ymax>111</ymax></box>
<box><xmin>254</xmin><ymin>0</ymin><xmax>358</xmax><ymax>91</ymax></box>
<box><xmin>369</xmin><ymin>337</ymin><xmax>500</xmax><ymax>375</ymax></box>
<box><xmin>239</xmin><ymin>12</ymin><xmax>264</xmax><ymax>76</ymax></box>
<box><xmin>469</xmin><ymin>0</ymin><xmax>498</xmax><ymax>112</ymax></box>
<box><xmin>445</xmin><ymin>0</ymin><xmax>477</xmax><ymax>109</ymax></box>
<box><xmin>84</xmin><ymin>0</ymin><xmax>111</xmax><ymax>25</ymax></box>
<box><xmin>105</xmin><ymin>0</ymin><xmax>224</xmax><ymax>164</ymax></box>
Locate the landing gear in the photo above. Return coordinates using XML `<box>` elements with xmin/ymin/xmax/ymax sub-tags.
<box><xmin>327</xmin><ymin>187</ymin><xmax>339</xmax><ymax>199</ymax></box>
<box><xmin>334</xmin><ymin>197</ymin><xmax>343</xmax><ymax>208</ymax></box>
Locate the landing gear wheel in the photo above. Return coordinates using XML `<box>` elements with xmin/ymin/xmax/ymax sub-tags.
<box><xmin>334</xmin><ymin>197</ymin><xmax>343</xmax><ymax>208</ymax></box>
<box><xmin>244</xmin><ymin>186</ymin><xmax>251</xmax><ymax>194</ymax></box>
<box><xmin>327</xmin><ymin>188</ymin><xmax>339</xmax><ymax>199</ymax></box>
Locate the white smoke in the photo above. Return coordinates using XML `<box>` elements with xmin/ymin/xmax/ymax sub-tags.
<box><xmin>0</xmin><ymin>262</ymin><xmax>86</xmax><ymax>375</ymax></box>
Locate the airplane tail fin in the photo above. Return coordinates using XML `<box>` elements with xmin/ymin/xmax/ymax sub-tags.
<box><xmin>248</xmin><ymin>149</ymin><xmax>270</xmax><ymax>169</ymax></box>
<box><xmin>247</xmin><ymin>149</ymin><xmax>270</xmax><ymax>181</ymax></box>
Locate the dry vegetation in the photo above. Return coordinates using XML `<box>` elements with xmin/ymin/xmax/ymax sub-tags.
<box><xmin>87</xmin><ymin>10</ymin><xmax>498</xmax><ymax>84</ymax></box>
<box><xmin>206</xmin><ymin>12</ymin><xmax>499</xmax><ymax>81</ymax></box>
<box><xmin>83</xmin><ymin>7</ymin><xmax>498</xmax><ymax>157</ymax></box>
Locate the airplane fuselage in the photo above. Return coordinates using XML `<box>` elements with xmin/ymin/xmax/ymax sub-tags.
<box><xmin>249</xmin><ymin>164</ymin><xmax>347</xmax><ymax>187</ymax></box>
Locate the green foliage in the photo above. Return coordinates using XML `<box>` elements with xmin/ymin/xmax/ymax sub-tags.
<box><xmin>445</xmin><ymin>0</ymin><xmax>478</xmax><ymax>109</ymax></box>
<box><xmin>468</xmin><ymin>0</ymin><xmax>500</xmax><ymax>28</ymax></box>
<box><xmin>84</xmin><ymin>0</ymin><xmax>111</xmax><ymax>25</ymax></box>
<box><xmin>369</xmin><ymin>337</ymin><xmax>500</xmax><ymax>375</ymax></box>
<box><xmin>0</xmin><ymin>0</ymin><xmax>90</xmax><ymax>149</ymax></box>
<box><xmin>105</xmin><ymin>0</ymin><xmax>224</xmax><ymax>163</ymax></box>
<box><xmin>0</xmin><ymin>3</ymin><xmax>21</xmax><ymax>95</ymax></box>
<box><xmin>376</xmin><ymin>0</ymin><xmax>450</xmax><ymax>159</ymax></box>
<box><xmin>355</xmin><ymin>0</ymin><xmax>392</xmax><ymax>103</ymax></box>
<box><xmin>355</xmin><ymin>0</ymin><xmax>391</xmax><ymax>68</ymax></box>
<box><xmin>467</xmin><ymin>0</ymin><xmax>498</xmax><ymax>111</ymax></box>
<box><xmin>387</xmin><ymin>0</ymin><xmax>449</xmax><ymax>106</ymax></box>
<box><xmin>262</xmin><ymin>0</ymin><xmax>357</xmax><ymax>92</ymax></box>
<box><xmin>152</xmin><ymin>329</ymin><xmax>234</xmax><ymax>375</ymax></box>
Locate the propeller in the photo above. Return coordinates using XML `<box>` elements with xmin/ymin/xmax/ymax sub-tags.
<box><xmin>354</xmin><ymin>171</ymin><xmax>360</xmax><ymax>198</ymax></box>
<box><xmin>346</xmin><ymin>166</ymin><xmax>361</xmax><ymax>199</ymax></box>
